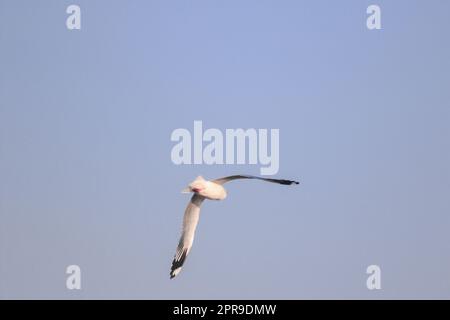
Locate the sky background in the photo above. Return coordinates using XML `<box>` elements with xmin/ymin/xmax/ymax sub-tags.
<box><xmin>1</xmin><ymin>0</ymin><xmax>450</xmax><ymax>299</ymax></box>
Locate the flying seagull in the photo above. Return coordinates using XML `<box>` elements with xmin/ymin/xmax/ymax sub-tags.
<box><xmin>170</xmin><ymin>174</ymin><xmax>299</xmax><ymax>279</ymax></box>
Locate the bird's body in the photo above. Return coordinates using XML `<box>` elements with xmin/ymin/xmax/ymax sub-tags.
<box><xmin>183</xmin><ymin>176</ymin><xmax>227</xmax><ymax>201</ymax></box>
<box><xmin>170</xmin><ymin>174</ymin><xmax>299</xmax><ymax>279</ymax></box>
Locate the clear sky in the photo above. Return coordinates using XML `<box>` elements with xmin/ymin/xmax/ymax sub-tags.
<box><xmin>1</xmin><ymin>0</ymin><xmax>450</xmax><ymax>299</ymax></box>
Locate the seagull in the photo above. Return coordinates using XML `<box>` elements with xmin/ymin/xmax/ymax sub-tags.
<box><xmin>170</xmin><ymin>174</ymin><xmax>299</xmax><ymax>279</ymax></box>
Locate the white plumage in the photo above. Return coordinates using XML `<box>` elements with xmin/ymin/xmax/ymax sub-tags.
<box><xmin>170</xmin><ymin>175</ymin><xmax>299</xmax><ymax>279</ymax></box>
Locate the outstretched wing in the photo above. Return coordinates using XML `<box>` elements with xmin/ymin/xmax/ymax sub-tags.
<box><xmin>170</xmin><ymin>194</ymin><xmax>205</xmax><ymax>279</ymax></box>
<box><xmin>213</xmin><ymin>175</ymin><xmax>299</xmax><ymax>186</ymax></box>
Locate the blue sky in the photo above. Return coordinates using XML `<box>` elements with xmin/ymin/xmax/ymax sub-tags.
<box><xmin>1</xmin><ymin>0</ymin><xmax>450</xmax><ymax>298</ymax></box>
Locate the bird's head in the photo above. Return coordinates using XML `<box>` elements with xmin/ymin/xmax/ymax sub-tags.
<box><xmin>181</xmin><ymin>176</ymin><xmax>206</xmax><ymax>194</ymax></box>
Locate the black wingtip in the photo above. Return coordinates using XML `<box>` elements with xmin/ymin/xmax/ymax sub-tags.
<box><xmin>279</xmin><ymin>179</ymin><xmax>299</xmax><ymax>185</ymax></box>
<box><xmin>169</xmin><ymin>249</ymin><xmax>188</xmax><ymax>279</ymax></box>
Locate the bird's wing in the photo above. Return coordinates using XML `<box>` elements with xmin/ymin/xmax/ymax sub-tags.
<box><xmin>170</xmin><ymin>194</ymin><xmax>205</xmax><ymax>279</ymax></box>
<box><xmin>212</xmin><ymin>175</ymin><xmax>299</xmax><ymax>186</ymax></box>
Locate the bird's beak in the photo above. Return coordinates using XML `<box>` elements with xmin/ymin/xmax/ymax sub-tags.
<box><xmin>181</xmin><ymin>187</ymin><xmax>192</xmax><ymax>194</ymax></box>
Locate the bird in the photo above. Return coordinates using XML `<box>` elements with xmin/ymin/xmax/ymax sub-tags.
<box><xmin>170</xmin><ymin>174</ymin><xmax>299</xmax><ymax>279</ymax></box>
